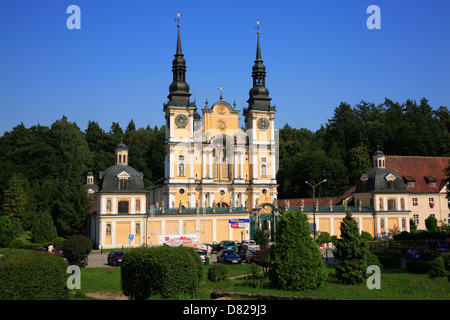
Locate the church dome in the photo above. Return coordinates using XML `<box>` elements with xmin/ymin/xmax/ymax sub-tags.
<box><xmin>98</xmin><ymin>165</ymin><xmax>145</xmax><ymax>192</ymax></box>
<box><xmin>354</xmin><ymin>167</ymin><xmax>407</xmax><ymax>193</ymax></box>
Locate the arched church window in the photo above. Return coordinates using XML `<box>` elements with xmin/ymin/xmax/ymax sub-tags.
<box><xmin>261</xmin><ymin>164</ymin><xmax>267</xmax><ymax>178</ymax></box>
<box><xmin>136</xmin><ymin>199</ymin><xmax>141</xmax><ymax>212</ymax></box>
<box><xmin>135</xmin><ymin>223</ymin><xmax>141</xmax><ymax>235</ymax></box>
<box><xmin>178</xmin><ymin>163</ymin><xmax>185</xmax><ymax>177</ymax></box>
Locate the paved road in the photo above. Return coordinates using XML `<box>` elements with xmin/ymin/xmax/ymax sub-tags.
<box><xmin>86</xmin><ymin>252</ymin><xmax>110</xmax><ymax>268</ymax></box>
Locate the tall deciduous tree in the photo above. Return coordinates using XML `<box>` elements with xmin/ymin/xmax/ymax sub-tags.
<box><xmin>269</xmin><ymin>210</ymin><xmax>326</xmax><ymax>290</ymax></box>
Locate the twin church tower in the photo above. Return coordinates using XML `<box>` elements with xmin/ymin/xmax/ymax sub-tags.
<box><xmin>147</xmin><ymin>19</ymin><xmax>278</xmax><ymax>211</ymax></box>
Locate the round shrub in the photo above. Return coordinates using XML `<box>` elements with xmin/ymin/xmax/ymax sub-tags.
<box><xmin>361</xmin><ymin>231</ymin><xmax>374</xmax><ymax>241</ymax></box>
<box><xmin>62</xmin><ymin>234</ymin><xmax>92</xmax><ymax>267</ymax></box>
<box><xmin>121</xmin><ymin>246</ymin><xmax>201</xmax><ymax>300</ymax></box>
<box><xmin>0</xmin><ymin>250</ymin><xmax>69</xmax><ymax>300</ymax></box>
<box><xmin>429</xmin><ymin>253</ymin><xmax>450</xmax><ymax>280</ymax></box>
<box><xmin>207</xmin><ymin>263</ymin><xmax>228</xmax><ymax>282</ymax></box>
<box><xmin>9</xmin><ymin>238</ymin><xmax>25</xmax><ymax>249</ymax></box>
<box><xmin>406</xmin><ymin>259</ymin><xmax>431</xmax><ymax>274</ymax></box>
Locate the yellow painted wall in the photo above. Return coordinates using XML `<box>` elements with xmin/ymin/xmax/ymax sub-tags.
<box><xmin>116</xmin><ymin>222</ymin><xmax>130</xmax><ymax>245</ymax></box>
<box><xmin>318</xmin><ymin>218</ymin><xmax>331</xmax><ymax>234</ymax></box>
<box><xmin>216</xmin><ymin>219</ymin><xmax>229</xmax><ymax>241</ymax></box>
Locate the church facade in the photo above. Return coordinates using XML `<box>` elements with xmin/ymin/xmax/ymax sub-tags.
<box><xmin>87</xmin><ymin>23</ymin><xmax>279</xmax><ymax>249</ymax></box>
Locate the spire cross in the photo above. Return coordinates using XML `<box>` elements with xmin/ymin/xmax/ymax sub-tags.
<box><xmin>218</xmin><ymin>85</ymin><xmax>224</xmax><ymax>100</ymax></box>
<box><xmin>175</xmin><ymin>12</ymin><xmax>182</xmax><ymax>28</ymax></box>
<box><xmin>254</xmin><ymin>20</ymin><xmax>261</xmax><ymax>35</ymax></box>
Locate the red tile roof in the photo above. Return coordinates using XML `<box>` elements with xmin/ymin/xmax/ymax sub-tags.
<box><xmin>385</xmin><ymin>156</ymin><xmax>449</xmax><ymax>194</ymax></box>
<box><xmin>277</xmin><ymin>197</ymin><xmax>342</xmax><ymax>207</ymax></box>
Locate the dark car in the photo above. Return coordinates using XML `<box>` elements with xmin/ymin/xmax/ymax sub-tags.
<box><xmin>218</xmin><ymin>240</ymin><xmax>236</xmax><ymax>251</ymax></box>
<box><xmin>217</xmin><ymin>249</ymin><xmax>242</xmax><ymax>264</ymax></box>
<box><xmin>107</xmin><ymin>251</ymin><xmax>126</xmax><ymax>266</ymax></box>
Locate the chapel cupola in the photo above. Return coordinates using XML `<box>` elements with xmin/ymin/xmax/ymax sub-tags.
<box><xmin>373</xmin><ymin>148</ymin><xmax>386</xmax><ymax>168</ymax></box>
<box><xmin>115</xmin><ymin>141</ymin><xmax>128</xmax><ymax>165</ymax></box>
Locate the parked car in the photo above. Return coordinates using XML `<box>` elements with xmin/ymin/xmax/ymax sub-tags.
<box><xmin>245</xmin><ymin>249</ymin><xmax>260</xmax><ymax>263</ymax></box>
<box><xmin>217</xmin><ymin>249</ymin><xmax>242</xmax><ymax>264</ymax></box>
<box><xmin>240</xmin><ymin>240</ymin><xmax>260</xmax><ymax>251</ymax></box>
<box><xmin>55</xmin><ymin>246</ymin><xmax>63</xmax><ymax>256</ymax></box>
<box><xmin>218</xmin><ymin>240</ymin><xmax>236</xmax><ymax>251</ymax></box>
<box><xmin>196</xmin><ymin>250</ymin><xmax>206</xmax><ymax>264</ymax></box>
<box><xmin>107</xmin><ymin>251</ymin><xmax>126</xmax><ymax>266</ymax></box>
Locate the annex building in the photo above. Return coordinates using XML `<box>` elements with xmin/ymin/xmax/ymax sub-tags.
<box><xmin>279</xmin><ymin>150</ymin><xmax>450</xmax><ymax>240</ymax></box>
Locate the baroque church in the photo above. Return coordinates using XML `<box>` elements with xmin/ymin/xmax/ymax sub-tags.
<box><xmin>86</xmin><ymin>21</ymin><xmax>449</xmax><ymax>250</ymax></box>
<box><xmin>87</xmin><ymin>22</ymin><xmax>279</xmax><ymax>249</ymax></box>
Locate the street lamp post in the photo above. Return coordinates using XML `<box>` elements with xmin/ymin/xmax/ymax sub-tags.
<box><xmin>305</xmin><ymin>179</ymin><xmax>327</xmax><ymax>240</ymax></box>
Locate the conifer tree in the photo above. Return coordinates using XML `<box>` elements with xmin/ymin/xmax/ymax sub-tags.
<box><xmin>331</xmin><ymin>209</ymin><xmax>372</xmax><ymax>285</ymax></box>
<box><xmin>31</xmin><ymin>210</ymin><xmax>57</xmax><ymax>243</ymax></box>
<box><xmin>269</xmin><ymin>210</ymin><xmax>326</xmax><ymax>290</ymax></box>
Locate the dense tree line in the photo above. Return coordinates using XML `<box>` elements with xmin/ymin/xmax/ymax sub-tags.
<box><xmin>0</xmin><ymin>116</ymin><xmax>165</xmax><ymax>242</ymax></box>
<box><xmin>0</xmin><ymin>97</ymin><xmax>449</xmax><ymax>241</ymax></box>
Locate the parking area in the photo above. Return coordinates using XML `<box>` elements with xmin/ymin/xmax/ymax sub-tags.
<box><xmin>85</xmin><ymin>250</ymin><xmax>218</xmax><ymax>268</ymax></box>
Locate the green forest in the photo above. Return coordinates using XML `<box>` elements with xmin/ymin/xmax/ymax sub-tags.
<box><xmin>0</xmin><ymin>97</ymin><xmax>449</xmax><ymax>243</ymax></box>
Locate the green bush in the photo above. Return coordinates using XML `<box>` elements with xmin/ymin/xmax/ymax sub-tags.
<box><xmin>378</xmin><ymin>256</ymin><xmax>402</xmax><ymax>269</ymax></box>
<box><xmin>425</xmin><ymin>215</ymin><xmax>438</xmax><ymax>232</ymax></box>
<box><xmin>393</xmin><ymin>231</ymin><xmax>415</xmax><ymax>240</ymax></box>
<box><xmin>251</xmin><ymin>247</ymin><xmax>270</xmax><ymax>278</ymax></box>
<box><xmin>269</xmin><ymin>210</ymin><xmax>326</xmax><ymax>290</ymax></box>
<box><xmin>0</xmin><ymin>250</ymin><xmax>69</xmax><ymax>300</ymax></box>
<box><xmin>62</xmin><ymin>234</ymin><xmax>92</xmax><ymax>267</ymax></box>
<box><xmin>121</xmin><ymin>246</ymin><xmax>201</xmax><ymax>300</ymax></box>
<box><xmin>316</xmin><ymin>231</ymin><xmax>332</xmax><ymax>244</ymax></box>
<box><xmin>0</xmin><ymin>216</ymin><xmax>17</xmax><ymax>247</ymax></box>
<box><xmin>361</xmin><ymin>231</ymin><xmax>373</xmax><ymax>241</ymax></box>
<box><xmin>406</xmin><ymin>259</ymin><xmax>432</xmax><ymax>274</ymax></box>
<box><xmin>429</xmin><ymin>253</ymin><xmax>450</xmax><ymax>280</ymax></box>
<box><xmin>9</xmin><ymin>238</ymin><xmax>25</xmax><ymax>249</ymax></box>
<box><xmin>207</xmin><ymin>263</ymin><xmax>229</xmax><ymax>282</ymax></box>
<box><xmin>52</xmin><ymin>237</ymin><xmax>65</xmax><ymax>247</ymax></box>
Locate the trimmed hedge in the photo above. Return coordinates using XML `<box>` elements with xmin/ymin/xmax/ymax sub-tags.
<box><xmin>121</xmin><ymin>246</ymin><xmax>202</xmax><ymax>300</ymax></box>
<box><xmin>0</xmin><ymin>250</ymin><xmax>69</xmax><ymax>300</ymax></box>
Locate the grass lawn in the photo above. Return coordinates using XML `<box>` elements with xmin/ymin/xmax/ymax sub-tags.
<box><xmin>75</xmin><ymin>263</ymin><xmax>450</xmax><ymax>300</ymax></box>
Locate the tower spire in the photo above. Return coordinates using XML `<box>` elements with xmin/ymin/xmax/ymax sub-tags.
<box><xmin>246</xmin><ymin>20</ymin><xmax>272</xmax><ymax>112</ymax></box>
<box><xmin>167</xmin><ymin>12</ymin><xmax>191</xmax><ymax>106</ymax></box>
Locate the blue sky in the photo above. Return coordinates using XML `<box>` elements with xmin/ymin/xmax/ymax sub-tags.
<box><xmin>1</xmin><ymin>0</ymin><xmax>449</xmax><ymax>135</ymax></box>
